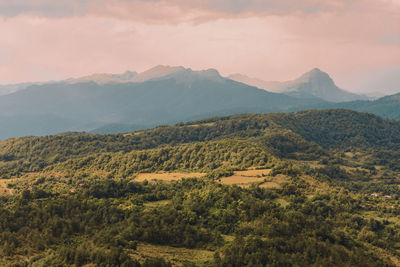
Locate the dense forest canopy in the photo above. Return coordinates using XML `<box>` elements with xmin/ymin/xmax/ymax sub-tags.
<box><xmin>1</xmin><ymin>109</ymin><xmax>400</xmax><ymax>266</ymax></box>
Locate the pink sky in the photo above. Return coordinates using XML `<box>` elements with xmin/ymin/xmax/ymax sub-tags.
<box><xmin>0</xmin><ymin>0</ymin><xmax>399</xmax><ymax>93</ymax></box>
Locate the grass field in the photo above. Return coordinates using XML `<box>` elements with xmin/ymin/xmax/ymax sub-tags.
<box><xmin>219</xmin><ymin>175</ymin><xmax>264</xmax><ymax>186</ymax></box>
<box><xmin>219</xmin><ymin>169</ymin><xmax>285</xmax><ymax>188</ymax></box>
<box><xmin>134</xmin><ymin>169</ymin><xmax>276</xmax><ymax>188</ymax></box>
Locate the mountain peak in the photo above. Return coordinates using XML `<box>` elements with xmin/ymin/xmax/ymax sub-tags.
<box><xmin>133</xmin><ymin>65</ymin><xmax>224</xmax><ymax>84</ymax></box>
<box><xmin>164</xmin><ymin>67</ymin><xmax>224</xmax><ymax>84</ymax></box>
<box><xmin>198</xmin><ymin>68</ymin><xmax>221</xmax><ymax>78</ymax></box>
<box><xmin>298</xmin><ymin>68</ymin><xmax>331</xmax><ymax>83</ymax></box>
<box><xmin>282</xmin><ymin>68</ymin><xmax>367</xmax><ymax>102</ymax></box>
<box><xmin>120</xmin><ymin>71</ymin><xmax>138</xmax><ymax>80</ymax></box>
<box><xmin>143</xmin><ymin>65</ymin><xmax>185</xmax><ymax>75</ymax></box>
<box><xmin>132</xmin><ymin>65</ymin><xmax>185</xmax><ymax>82</ymax></box>
<box><xmin>68</xmin><ymin>70</ymin><xmax>138</xmax><ymax>84</ymax></box>
<box><xmin>310</xmin><ymin>67</ymin><xmax>322</xmax><ymax>73</ymax></box>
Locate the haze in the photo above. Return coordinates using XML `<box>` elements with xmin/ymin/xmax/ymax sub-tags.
<box><xmin>0</xmin><ymin>0</ymin><xmax>399</xmax><ymax>94</ymax></box>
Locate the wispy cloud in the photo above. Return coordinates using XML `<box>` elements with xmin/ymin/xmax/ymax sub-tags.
<box><xmin>0</xmin><ymin>0</ymin><xmax>90</xmax><ymax>17</ymax></box>
<box><xmin>1</xmin><ymin>0</ymin><xmax>394</xmax><ymax>22</ymax></box>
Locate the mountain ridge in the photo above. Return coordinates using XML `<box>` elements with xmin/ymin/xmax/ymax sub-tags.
<box><xmin>66</xmin><ymin>65</ymin><xmax>225</xmax><ymax>85</ymax></box>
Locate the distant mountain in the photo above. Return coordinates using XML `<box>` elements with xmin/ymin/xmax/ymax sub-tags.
<box><xmin>0</xmin><ymin>66</ymin><xmax>324</xmax><ymax>139</ymax></box>
<box><xmin>315</xmin><ymin>92</ymin><xmax>400</xmax><ymax>119</ymax></box>
<box><xmin>278</xmin><ymin>68</ymin><xmax>368</xmax><ymax>102</ymax></box>
<box><xmin>133</xmin><ymin>65</ymin><xmax>225</xmax><ymax>84</ymax></box>
<box><xmin>228</xmin><ymin>74</ymin><xmax>281</xmax><ymax>91</ymax></box>
<box><xmin>131</xmin><ymin>65</ymin><xmax>185</xmax><ymax>82</ymax></box>
<box><xmin>364</xmin><ymin>91</ymin><xmax>387</xmax><ymax>100</ymax></box>
<box><xmin>67</xmin><ymin>71</ymin><xmax>138</xmax><ymax>84</ymax></box>
<box><xmin>67</xmin><ymin>65</ymin><xmax>224</xmax><ymax>85</ymax></box>
<box><xmin>0</xmin><ymin>83</ymin><xmax>35</xmax><ymax>96</ymax></box>
<box><xmin>229</xmin><ymin>68</ymin><xmax>367</xmax><ymax>102</ymax></box>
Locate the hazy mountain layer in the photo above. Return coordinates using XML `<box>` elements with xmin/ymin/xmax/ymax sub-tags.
<box><xmin>0</xmin><ymin>67</ymin><xmax>324</xmax><ymax>139</ymax></box>
<box><xmin>0</xmin><ymin>83</ymin><xmax>35</xmax><ymax>96</ymax></box>
<box><xmin>307</xmin><ymin>92</ymin><xmax>400</xmax><ymax>119</ymax></box>
<box><xmin>229</xmin><ymin>68</ymin><xmax>367</xmax><ymax>102</ymax></box>
<box><xmin>66</xmin><ymin>65</ymin><xmax>224</xmax><ymax>85</ymax></box>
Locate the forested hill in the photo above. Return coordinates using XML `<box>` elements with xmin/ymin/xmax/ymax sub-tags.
<box><xmin>1</xmin><ymin>109</ymin><xmax>399</xmax><ymax>179</ymax></box>
<box><xmin>2</xmin><ymin>109</ymin><xmax>400</xmax><ymax>266</ymax></box>
<box><xmin>1</xmin><ymin>109</ymin><xmax>399</xmax><ymax>158</ymax></box>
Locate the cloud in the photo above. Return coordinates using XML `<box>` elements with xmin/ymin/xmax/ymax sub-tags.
<box><xmin>0</xmin><ymin>0</ymin><xmax>90</xmax><ymax>17</ymax></box>
<box><xmin>174</xmin><ymin>0</ymin><xmax>340</xmax><ymax>14</ymax></box>
<box><xmin>74</xmin><ymin>0</ymin><xmax>400</xmax><ymax>28</ymax></box>
<box><xmin>1</xmin><ymin>0</ymin><xmax>396</xmax><ymax>22</ymax></box>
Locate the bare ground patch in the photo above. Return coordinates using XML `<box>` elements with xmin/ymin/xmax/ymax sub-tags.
<box><xmin>219</xmin><ymin>175</ymin><xmax>264</xmax><ymax>186</ymax></box>
<box><xmin>130</xmin><ymin>242</ymin><xmax>214</xmax><ymax>266</ymax></box>
<box><xmin>0</xmin><ymin>179</ymin><xmax>14</xmax><ymax>195</ymax></box>
<box><xmin>135</xmin><ymin>172</ymin><xmax>206</xmax><ymax>182</ymax></box>
<box><xmin>219</xmin><ymin>169</ymin><xmax>278</xmax><ymax>187</ymax></box>
<box><xmin>234</xmin><ymin>169</ymin><xmax>271</xmax><ymax>177</ymax></box>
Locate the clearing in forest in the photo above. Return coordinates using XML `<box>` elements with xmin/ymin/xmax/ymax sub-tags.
<box><xmin>219</xmin><ymin>169</ymin><xmax>276</xmax><ymax>187</ymax></box>
<box><xmin>130</xmin><ymin>242</ymin><xmax>214</xmax><ymax>266</ymax></box>
<box><xmin>0</xmin><ymin>178</ymin><xmax>17</xmax><ymax>195</ymax></box>
<box><xmin>134</xmin><ymin>168</ymin><xmax>287</xmax><ymax>189</ymax></box>
<box><xmin>135</xmin><ymin>172</ymin><xmax>206</xmax><ymax>182</ymax></box>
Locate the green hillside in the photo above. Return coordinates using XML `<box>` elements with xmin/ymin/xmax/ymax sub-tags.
<box><xmin>1</xmin><ymin>110</ymin><xmax>400</xmax><ymax>266</ymax></box>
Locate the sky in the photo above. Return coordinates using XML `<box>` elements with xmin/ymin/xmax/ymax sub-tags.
<box><xmin>0</xmin><ymin>0</ymin><xmax>399</xmax><ymax>94</ymax></box>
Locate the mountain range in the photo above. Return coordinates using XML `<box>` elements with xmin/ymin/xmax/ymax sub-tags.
<box><xmin>0</xmin><ymin>65</ymin><xmax>398</xmax><ymax>139</ymax></box>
